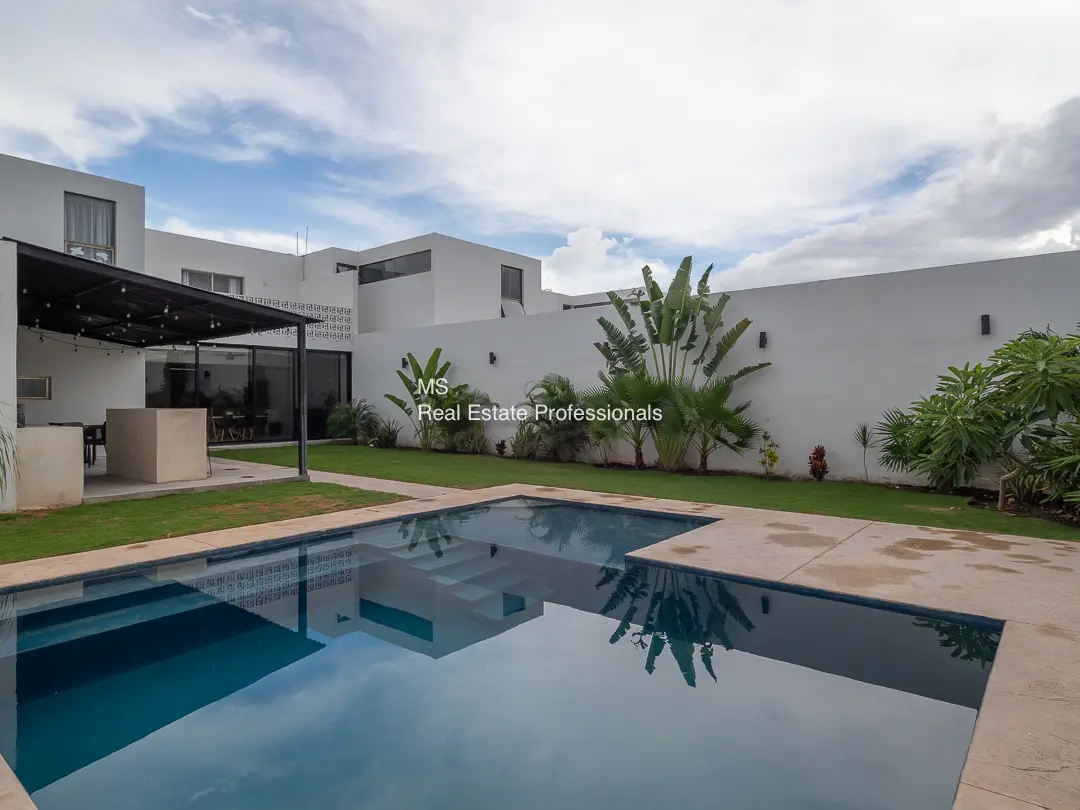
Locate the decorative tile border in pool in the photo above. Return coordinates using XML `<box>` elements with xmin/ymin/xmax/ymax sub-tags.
<box><xmin>0</xmin><ymin>483</ymin><xmax>1076</xmax><ymax>810</ymax></box>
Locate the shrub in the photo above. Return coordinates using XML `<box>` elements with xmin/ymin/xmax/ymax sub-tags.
<box><xmin>852</xmin><ymin>423</ymin><xmax>874</xmax><ymax>482</ymax></box>
<box><xmin>509</xmin><ymin>421</ymin><xmax>540</xmax><ymax>460</ymax></box>
<box><xmin>495</xmin><ymin>439</ymin><xmax>507</xmax><ymax>457</ymax></box>
<box><xmin>369</xmin><ymin>419</ymin><xmax>402</xmax><ymax>449</ymax></box>
<box><xmin>758</xmin><ymin>432</ymin><xmax>779</xmax><ymax>476</ymax></box>
<box><xmin>808</xmin><ymin>445</ymin><xmax>829</xmax><ymax>481</ymax></box>
<box><xmin>522</xmin><ymin>374</ymin><xmax>588</xmax><ymax>461</ymax></box>
<box><xmin>326</xmin><ymin>398</ymin><xmax>380</xmax><ymax>444</ymax></box>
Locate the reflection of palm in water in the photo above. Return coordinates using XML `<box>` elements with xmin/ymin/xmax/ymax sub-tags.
<box><xmin>597</xmin><ymin>565</ymin><xmax>755</xmax><ymax>687</ymax></box>
<box><xmin>399</xmin><ymin>506</ymin><xmax>492</xmax><ymax>559</ymax></box>
<box><xmin>519</xmin><ymin>505</ymin><xmax>659</xmax><ymax>564</ymax></box>
<box><xmin>912</xmin><ymin>618</ymin><xmax>1000</xmax><ymax>668</ymax></box>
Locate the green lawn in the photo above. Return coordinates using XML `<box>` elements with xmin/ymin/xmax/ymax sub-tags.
<box><xmin>0</xmin><ymin>481</ymin><xmax>404</xmax><ymax>563</ymax></box>
<box><xmin>213</xmin><ymin>444</ymin><xmax>1080</xmax><ymax>541</ymax></box>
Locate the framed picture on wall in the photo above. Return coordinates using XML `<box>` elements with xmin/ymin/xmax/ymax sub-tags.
<box><xmin>17</xmin><ymin>376</ymin><xmax>52</xmax><ymax>400</ymax></box>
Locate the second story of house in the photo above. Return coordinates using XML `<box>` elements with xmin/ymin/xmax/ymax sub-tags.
<box><xmin>0</xmin><ymin>153</ymin><xmax>565</xmax><ymax>344</ymax></box>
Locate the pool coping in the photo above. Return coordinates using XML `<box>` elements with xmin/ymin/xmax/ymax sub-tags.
<box><xmin>0</xmin><ymin>483</ymin><xmax>1075</xmax><ymax>810</ymax></box>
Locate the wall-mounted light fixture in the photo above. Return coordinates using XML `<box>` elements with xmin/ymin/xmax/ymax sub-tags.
<box><xmin>401</xmin><ymin>357</ymin><xmax>408</xmax><ymax>369</ymax></box>
<box><xmin>758</xmin><ymin>331</ymin><xmax>768</xmax><ymax>349</ymax></box>
<box><xmin>761</xmin><ymin>596</ymin><xmax>771</xmax><ymax>615</ymax></box>
<box><xmin>489</xmin><ymin>352</ymin><xmax>497</xmax><ymax>365</ymax></box>
<box><xmin>980</xmin><ymin>314</ymin><xmax>991</xmax><ymax>336</ymax></box>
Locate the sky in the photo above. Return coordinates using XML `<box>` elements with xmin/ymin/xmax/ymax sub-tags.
<box><xmin>3</xmin><ymin>0</ymin><xmax>1080</xmax><ymax>295</ymax></box>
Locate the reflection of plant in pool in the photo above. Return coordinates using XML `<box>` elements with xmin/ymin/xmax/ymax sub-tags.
<box><xmin>913</xmin><ymin>618</ymin><xmax>1001</xmax><ymax>668</ymax></box>
<box><xmin>597</xmin><ymin>565</ymin><xmax>755</xmax><ymax>686</ymax></box>
<box><xmin>397</xmin><ymin>506</ymin><xmax>490</xmax><ymax>559</ymax></box>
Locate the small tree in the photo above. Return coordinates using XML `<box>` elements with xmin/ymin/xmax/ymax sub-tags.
<box><xmin>758</xmin><ymin>432</ymin><xmax>779</xmax><ymax>477</ymax></box>
<box><xmin>386</xmin><ymin>348</ymin><xmax>468</xmax><ymax>452</ymax></box>
<box><xmin>852</xmin><ymin>423</ymin><xmax>874</xmax><ymax>482</ymax></box>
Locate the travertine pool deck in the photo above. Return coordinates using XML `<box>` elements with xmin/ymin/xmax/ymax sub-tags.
<box><xmin>0</xmin><ymin>483</ymin><xmax>1075</xmax><ymax>809</ymax></box>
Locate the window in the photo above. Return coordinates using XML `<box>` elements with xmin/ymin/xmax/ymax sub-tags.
<box><xmin>182</xmin><ymin>269</ymin><xmax>244</xmax><ymax>295</ymax></box>
<box><xmin>501</xmin><ymin>265</ymin><xmax>523</xmax><ymax>303</ymax></box>
<box><xmin>335</xmin><ymin>262</ymin><xmax>359</xmax><ymax>274</ymax></box>
<box><xmin>356</xmin><ymin>250</ymin><xmax>432</xmax><ymax>285</ymax></box>
<box><xmin>64</xmin><ymin>192</ymin><xmax>116</xmax><ymax>265</ymax></box>
<box><xmin>17</xmin><ymin>377</ymin><xmax>52</xmax><ymax>400</ymax></box>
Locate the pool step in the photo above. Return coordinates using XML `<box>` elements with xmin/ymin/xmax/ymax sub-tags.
<box><xmin>396</xmin><ymin>542</ymin><xmax>488</xmax><ymax>572</ymax></box>
<box><xmin>431</xmin><ymin>557</ymin><xmax>507</xmax><ymax>587</ymax></box>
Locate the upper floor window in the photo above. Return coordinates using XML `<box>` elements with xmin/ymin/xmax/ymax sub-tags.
<box><xmin>501</xmin><ymin>265</ymin><xmax>523</xmax><ymax>303</ymax></box>
<box><xmin>356</xmin><ymin>249</ymin><xmax>432</xmax><ymax>285</ymax></box>
<box><xmin>64</xmin><ymin>192</ymin><xmax>116</xmax><ymax>265</ymax></box>
<box><xmin>182</xmin><ymin>269</ymin><xmax>244</xmax><ymax>296</ymax></box>
<box><xmin>335</xmin><ymin>262</ymin><xmax>359</xmax><ymax>274</ymax></box>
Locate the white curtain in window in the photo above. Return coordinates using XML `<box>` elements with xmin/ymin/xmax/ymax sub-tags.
<box><xmin>213</xmin><ymin>275</ymin><xmax>244</xmax><ymax>295</ymax></box>
<box><xmin>183</xmin><ymin>270</ymin><xmax>213</xmax><ymax>291</ymax></box>
<box><xmin>65</xmin><ymin>194</ymin><xmax>115</xmax><ymax>246</ymax></box>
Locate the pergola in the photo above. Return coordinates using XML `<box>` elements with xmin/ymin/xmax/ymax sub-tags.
<box><xmin>6</xmin><ymin>237</ymin><xmax>318</xmax><ymax>475</ymax></box>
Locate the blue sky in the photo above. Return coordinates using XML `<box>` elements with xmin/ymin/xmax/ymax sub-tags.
<box><xmin>2</xmin><ymin>1</ymin><xmax>1080</xmax><ymax>294</ymax></box>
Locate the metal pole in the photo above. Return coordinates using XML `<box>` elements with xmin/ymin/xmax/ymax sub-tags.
<box><xmin>297</xmin><ymin>322</ymin><xmax>308</xmax><ymax>477</ymax></box>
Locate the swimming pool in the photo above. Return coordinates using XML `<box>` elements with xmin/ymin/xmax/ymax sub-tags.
<box><xmin>1</xmin><ymin>497</ymin><xmax>999</xmax><ymax>809</ymax></box>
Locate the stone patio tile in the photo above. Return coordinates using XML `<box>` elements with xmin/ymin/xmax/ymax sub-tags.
<box><xmin>0</xmin><ymin>755</ymin><xmax>35</xmax><ymax>810</ymax></box>
<box><xmin>785</xmin><ymin>522</ymin><xmax>1080</xmax><ymax>629</ymax></box>
<box><xmin>627</xmin><ymin>510</ymin><xmax>873</xmax><ymax>581</ymax></box>
<box><xmin>0</xmin><ymin>536</ymin><xmax>213</xmax><ymax>590</ymax></box>
<box><xmin>952</xmin><ymin>784</ymin><xmax>1046</xmax><ymax>809</ymax></box>
<box><xmin>958</xmin><ymin>621</ymin><xmax>1080</xmax><ymax>810</ymax></box>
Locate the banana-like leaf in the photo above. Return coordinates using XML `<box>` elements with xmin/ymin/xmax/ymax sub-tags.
<box><xmin>702</xmin><ymin>318</ymin><xmax>753</xmax><ymax>378</ymax></box>
<box><xmin>658</xmin><ymin>257</ymin><xmax>693</xmax><ymax>345</ymax></box>
<box><xmin>608</xmin><ymin>291</ymin><xmax>638</xmax><ymax>334</ymax></box>
<box><xmin>597</xmin><ymin>316</ymin><xmax>646</xmax><ymax>373</ymax></box>
<box><xmin>385</xmin><ymin>393</ymin><xmax>412</xmax><ymax>416</ymax></box>
<box><xmin>422</xmin><ymin>348</ymin><xmax>443</xmax><ymax>380</ymax></box>
<box><xmin>696</xmin><ymin>263</ymin><xmax>714</xmax><ymax>297</ymax></box>
<box><xmin>720</xmin><ymin>362</ymin><xmax>772</xmax><ymax>387</ymax></box>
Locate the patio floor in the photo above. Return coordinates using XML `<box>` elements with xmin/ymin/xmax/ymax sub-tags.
<box><xmin>82</xmin><ymin>451</ymin><xmax>302</xmax><ymax>504</ymax></box>
<box><xmin>0</xmin><ymin>484</ymin><xmax>1075</xmax><ymax>810</ymax></box>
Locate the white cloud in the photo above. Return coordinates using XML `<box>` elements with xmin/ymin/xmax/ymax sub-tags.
<box><xmin>542</xmin><ymin>227</ymin><xmax>673</xmax><ymax>296</ymax></box>
<box><xmin>6</xmin><ymin>1</ymin><xmax>1080</xmax><ymax>293</ymax></box>
<box><xmin>155</xmin><ymin>216</ymin><xmax>323</xmax><ymax>254</ymax></box>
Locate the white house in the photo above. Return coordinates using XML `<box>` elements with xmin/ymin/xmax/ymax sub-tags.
<box><xmin>3</xmin><ymin>151</ymin><xmax>1080</xmax><ymax>511</ymax></box>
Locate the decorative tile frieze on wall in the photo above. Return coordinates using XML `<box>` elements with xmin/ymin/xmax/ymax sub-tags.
<box><xmin>187</xmin><ymin>549</ymin><xmax>354</xmax><ymax>611</ymax></box>
<box><xmin>229</xmin><ymin>295</ymin><xmax>353</xmax><ymax>342</ymax></box>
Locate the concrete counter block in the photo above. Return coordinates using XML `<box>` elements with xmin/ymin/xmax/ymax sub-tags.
<box><xmin>15</xmin><ymin>427</ymin><xmax>84</xmax><ymax>510</ymax></box>
<box><xmin>106</xmin><ymin>408</ymin><xmax>207</xmax><ymax>484</ymax></box>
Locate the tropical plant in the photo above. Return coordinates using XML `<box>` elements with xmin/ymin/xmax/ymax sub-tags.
<box><xmin>522</xmin><ymin>374</ymin><xmax>589</xmax><ymax>461</ymax></box>
<box><xmin>368</xmin><ymin>418</ymin><xmax>402</xmax><ymax>449</ymax></box>
<box><xmin>808</xmin><ymin>445</ymin><xmax>829</xmax><ymax>481</ymax></box>
<box><xmin>758</xmin><ymin>431</ymin><xmax>779</xmax><ymax>476</ymax></box>
<box><xmin>1029</xmin><ymin>421</ymin><xmax>1080</xmax><ymax>504</ymax></box>
<box><xmin>494</xmin><ymin>439</ymin><xmax>507</xmax><ymax>457</ymax></box>
<box><xmin>509</xmin><ymin>420</ymin><xmax>540</xmax><ymax>460</ymax></box>
<box><xmin>385</xmin><ymin>348</ymin><xmax>468</xmax><ymax>452</ymax></box>
<box><xmin>0</xmin><ymin>420</ymin><xmax>15</xmax><ymax>503</ymax></box>
<box><xmin>582</xmin><ymin>371</ymin><xmax>667</xmax><ymax>468</ymax></box>
<box><xmin>852</xmin><ymin>423</ymin><xmax>874</xmax><ymax>482</ymax></box>
<box><xmin>593</xmin><ymin>258</ymin><xmax>770</xmax><ymax>470</ymax></box>
<box><xmin>326</xmin><ymin>398</ymin><xmax>380</xmax><ymax>444</ymax></box>
<box><xmin>673</xmin><ymin>377</ymin><xmax>760</xmax><ymax>474</ymax></box>
<box><xmin>598</xmin><ymin>564</ymin><xmax>755</xmax><ymax>687</ymax></box>
<box><xmin>433</xmin><ymin>386</ymin><xmax>493</xmax><ymax>453</ymax></box>
<box><xmin>913</xmin><ymin>618</ymin><xmax>1001</xmax><ymax>668</ymax></box>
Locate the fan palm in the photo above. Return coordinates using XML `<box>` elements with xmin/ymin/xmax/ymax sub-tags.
<box><xmin>674</xmin><ymin>377</ymin><xmax>761</xmax><ymax>474</ymax></box>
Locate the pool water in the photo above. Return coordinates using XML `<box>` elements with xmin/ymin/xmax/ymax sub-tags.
<box><xmin>1</xmin><ymin>497</ymin><xmax>1000</xmax><ymax>809</ymax></box>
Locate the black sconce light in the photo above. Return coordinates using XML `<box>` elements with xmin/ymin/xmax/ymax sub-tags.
<box><xmin>489</xmin><ymin>352</ymin><xmax>497</xmax><ymax>365</ymax></box>
<box><xmin>980</xmin><ymin>314</ymin><xmax>991</xmax><ymax>336</ymax></box>
<box><xmin>401</xmin><ymin>357</ymin><xmax>408</xmax><ymax>369</ymax></box>
<box><xmin>758</xmin><ymin>331</ymin><xmax>768</xmax><ymax>349</ymax></box>
<box><xmin>761</xmin><ymin>595</ymin><xmax>771</xmax><ymax>615</ymax></box>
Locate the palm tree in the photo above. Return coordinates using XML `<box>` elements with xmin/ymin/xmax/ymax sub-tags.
<box><xmin>522</xmin><ymin>374</ymin><xmax>588</xmax><ymax>461</ymax></box>
<box><xmin>675</xmin><ymin>377</ymin><xmax>761</xmax><ymax>474</ymax></box>
<box><xmin>582</xmin><ymin>372</ymin><xmax>667</xmax><ymax>468</ymax></box>
<box><xmin>326</xmin><ymin>398</ymin><xmax>380</xmax><ymax>444</ymax></box>
<box><xmin>0</xmin><ymin>421</ymin><xmax>14</xmax><ymax>504</ymax></box>
<box><xmin>598</xmin><ymin>564</ymin><xmax>755</xmax><ymax>687</ymax></box>
<box><xmin>593</xmin><ymin>258</ymin><xmax>769</xmax><ymax>470</ymax></box>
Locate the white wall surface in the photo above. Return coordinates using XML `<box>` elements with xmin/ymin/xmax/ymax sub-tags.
<box><xmin>356</xmin><ymin>272</ymin><xmax>435</xmax><ymax>334</ymax></box>
<box><xmin>145</xmin><ymin>228</ymin><xmax>302</xmax><ymax>295</ymax></box>
<box><xmin>0</xmin><ymin>154</ymin><xmax>145</xmax><ymax>271</ymax></box>
<box><xmin>16</xmin><ymin>331</ymin><xmax>144</xmax><ymax>426</ymax></box>
<box><xmin>354</xmin><ymin>249</ymin><xmax>1080</xmax><ymax>483</ymax></box>
<box><xmin>0</xmin><ymin>242</ymin><xmax>17</xmax><ymax>512</ymax></box>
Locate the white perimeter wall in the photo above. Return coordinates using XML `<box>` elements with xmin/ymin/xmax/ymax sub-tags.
<box><xmin>0</xmin><ymin>154</ymin><xmax>146</xmax><ymax>271</ymax></box>
<box><xmin>16</xmin><ymin>331</ymin><xmax>145</xmax><ymax>426</ymax></box>
<box><xmin>354</xmin><ymin>250</ymin><xmax>1080</xmax><ymax>483</ymax></box>
<box><xmin>0</xmin><ymin>243</ymin><xmax>17</xmax><ymax>511</ymax></box>
<box><xmin>356</xmin><ymin>272</ymin><xmax>435</xmax><ymax>334</ymax></box>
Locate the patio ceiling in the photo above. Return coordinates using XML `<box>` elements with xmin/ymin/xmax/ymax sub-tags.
<box><xmin>6</xmin><ymin>238</ymin><xmax>316</xmax><ymax>348</ymax></box>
